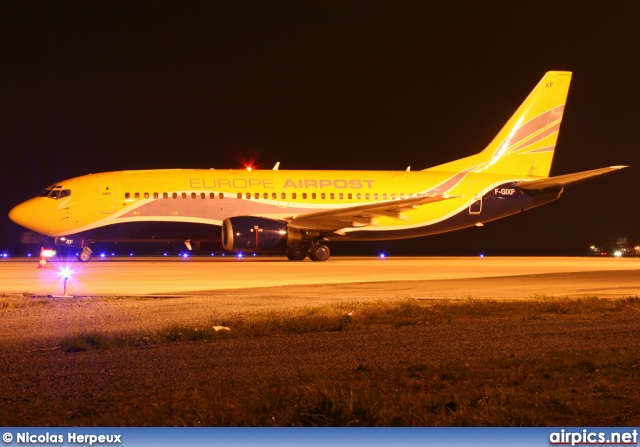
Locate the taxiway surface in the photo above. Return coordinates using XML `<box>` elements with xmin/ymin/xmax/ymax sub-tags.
<box><xmin>1</xmin><ymin>256</ymin><xmax>638</xmax><ymax>298</ymax></box>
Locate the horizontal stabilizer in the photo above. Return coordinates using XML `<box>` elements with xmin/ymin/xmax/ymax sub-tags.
<box><xmin>517</xmin><ymin>166</ymin><xmax>628</xmax><ymax>190</ymax></box>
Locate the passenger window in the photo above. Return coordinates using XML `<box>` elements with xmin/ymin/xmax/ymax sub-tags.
<box><xmin>125</xmin><ymin>192</ymin><xmax>130</xmax><ymax>200</ymax></box>
<box><xmin>200</xmin><ymin>193</ymin><xmax>205</xmax><ymax>199</ymax></box>
<box><xmin>172</xmin><ymin>193</ymin><xmax>178</xmax><ymax>199</ymax></box>
<box><xmin>373</xmin><ymin>193</ymin><xmax>378</xmax><ymax>200</ymax></box>
<box><xmin>292</xmin><ymin>193</ymin><xmax>297</xmax><ymax>199</ymax></box>
<box><xmin>163</xmin><ymin>193</ymin><xmax>168</xmax><ymax>199</ymax></box>
<box><xmin>365</xmin><ymin>193</ymin><xmax>370</xmax><ymax>200</ymax></box>
<box><xmin>391</xmin><ymin>193</ymin><xmax>396</xmax><ymax>200</ymax></box>
<box><xmin>237</xmin><ymin>193</ymin><xmax>242</xmax><ymax>199</ymax></box>
<box><xmin>312</xmin><ymin>193</ymin><xmax>317</xmax><ymax>200</ymax></box>
<box><xmin>330</xmin><ymin>193</ymin><xmax>335</xmax><ymax>200</ymax></box>
<box><xmin>144</xmin><ymin>192</ymin><xmax>149</xmax><ymax>199</ymax></box>
<box><xmin>254</xmin><ymin>192</ymin><xmax>259</xmax><ymax>199</ymax></box>
<box><xmin>210</xmin><ymin>193</ymin><xmax>215</xmax><ymax>199</ymax></box>
<box><xmin>400</xmin><ymin>193</ymin><xmax>404</xmax><ymax>199</ymax></box>
<box><xmin>339</xmin><ymin>193</ymin><xmax>343</xmax><ymax>199</ymax></box>
<box><xmin>321</xmin><ymin>193</ymin><xmax>325</xmax><ymax>200</ymax></box>
<box><xmin>348</xmin><ymin>193</ymin><xmax>352</xmax><ymax>200</ymax></box>
<box><xmin>356</xmin><ymin>193</ymin><xmax>361</xmax><ymax>200</ymax></box>
<box><xmin>272</xmin><ymin>193</ymin><xmax>277</xmax><ymax>199</ymax></box>
<box><xmin>281</xmin><ymin>193</ymin><xmax>286</xmax><ymax>200</ymax></box>
<box><xmin>246</xmin><ymin>192</ymin><xmax>251</xmax><ymax>199</ymax></box>
<box><xmin>191</xmin><ymin>193</ymin><xmax>196</xmax><ymax>199</ymax></box>
<box><xmin>219</xmin><ymin>193</ymin><xmax>224</xmax><ymax>199</ymax></box>
<box><xmin>263</xmin><ymin>193</ymin><xmax>268</xmax><ymax>199</ymax></box>
<box><xmin>302</xmin><ymin>193</ymin><xmax>307</xmax><ymax>200</ymax></box>
<box><xmin>382</xmin><ymin>193</ymin><xmax>387</xmax><ymax>200</ymax></box>
<box><xmin>134</xmin><ymin>193</ymin><xmax>140</xmax><ymax>199</ymax></box>
<box><xmin>153</xmin><ymin>192</ymin><xmax>158</xmax><ymax>199</ymax></box>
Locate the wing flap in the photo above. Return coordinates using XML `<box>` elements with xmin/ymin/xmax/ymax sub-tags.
<box><xmin>517</xmin><ymin>166</ymin><xmax>627</xmax><ymax>190</ymax></box>
<box><xmin>287</xmin><ymin>195</ymin><xmax>457</xmax><ymax>231</ymax></box>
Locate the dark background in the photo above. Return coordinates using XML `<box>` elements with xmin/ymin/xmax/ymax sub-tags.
<box><xmin>1</xmin><ymin>1</ymin><xmax>638</xmax><ymax>256</ymax></box>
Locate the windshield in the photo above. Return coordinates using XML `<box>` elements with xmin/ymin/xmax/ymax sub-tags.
<box><xmin>37</xmin><ymin>188</ymin><xmax>71</xmax><ymax>199</ymax></box>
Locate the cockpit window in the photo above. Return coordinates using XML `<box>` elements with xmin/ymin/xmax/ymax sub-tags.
<box><xmin>37</xmin><ymin>188</ymin><xmax>71</xmax><ymax>199</ymax></box>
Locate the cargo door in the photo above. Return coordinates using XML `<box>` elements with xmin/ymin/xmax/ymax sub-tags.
<box><xmin>468</xmin><ymin>180</ymin><xmax>482</xmax><ymax>215</ymax></box>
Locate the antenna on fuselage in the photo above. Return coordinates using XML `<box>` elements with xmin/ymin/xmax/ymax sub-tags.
<box><xmin>406</xmin><ymin>166</ymin><xmax>411</xmax><ymax>171</ymax></box>
<box><xmin>273</xmin><ymin>162</ymin><xmax>280</xmax><ymax>170</ymax></box>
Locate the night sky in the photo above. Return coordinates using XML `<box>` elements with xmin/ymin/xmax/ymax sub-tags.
<box><xmin>1</xmin><ymin>1</ymin><xmax>638</xmax><ymax>256</ymax></box>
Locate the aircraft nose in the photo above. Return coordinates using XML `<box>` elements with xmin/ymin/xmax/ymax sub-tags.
<box><xmin>9</xmin><ymin>199</ymin><xmax>41</xmax><ymax>232</ymax></box>
<box><xmin>9</xmin><ymin>202</ymin><xmax>29</xmax><ymax>227</ymax></box>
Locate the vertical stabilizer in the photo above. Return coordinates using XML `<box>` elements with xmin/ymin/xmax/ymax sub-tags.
<box><xmin>427</xmin><ymin>71</ymin><xmax>572</xmax><ymax>178</ymax></box>
<box><xmin>476</xmin><ymin>71</ymin><xmax>572</xmax><ymax>177</ymax></box>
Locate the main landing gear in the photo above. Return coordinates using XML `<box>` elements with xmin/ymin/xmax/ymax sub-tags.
<box><xmin>286</xmin><ymin>242</ymin><xmax>331</xmax><ymax>262</ymax></box>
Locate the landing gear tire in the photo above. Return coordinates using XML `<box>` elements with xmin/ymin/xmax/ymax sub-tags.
<box><xmin>309</xmin><ymin>244</ymin><xmax>330</xmax><ymax>262</ymax></box>
<box><xmin>286</xmin><ymin>244</ymin><xmax>308</xmax><ymax>261</ymax></box>
<box><xmin>78</xmin><ymin>247</ymin><xmax>92</xmax><ymax>262</ymax></box>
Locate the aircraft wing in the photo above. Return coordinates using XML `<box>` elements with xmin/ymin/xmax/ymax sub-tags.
<box><xmin>286</xmin><ymin>195</ymin><xmax>457</xmax><ymax>231</ymax></box>
<box><xmin>516</xmin><ymin>166</ymin><xmax>628</xmax><ymax>190</ymax></box>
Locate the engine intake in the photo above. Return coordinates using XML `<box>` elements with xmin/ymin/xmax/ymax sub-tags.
<box><xmin>222</xmin><ymin>217</ymin><xmax>301</xmax><ymax>253</ymax></box>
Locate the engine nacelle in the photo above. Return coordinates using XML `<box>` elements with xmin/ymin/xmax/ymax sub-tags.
<box><xmin>221</xmin><ymin>217</ymin><xmax>302</xmax><ymax>253</ymax></box>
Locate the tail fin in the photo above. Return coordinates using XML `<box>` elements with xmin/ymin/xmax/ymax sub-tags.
<box><xmin>430</xmin><ymin>71</ymin><xmax>572</xmax><ymax>178</ymax></box>
<box><xmin>477</xmin><ymin>71</ymin><xmax>572</xmax><ymax>177</ymax></box>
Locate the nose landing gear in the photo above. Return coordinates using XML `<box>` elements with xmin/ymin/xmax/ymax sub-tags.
<box><xmin>78</xmin><ymin>247</ymin><xmax>93</xmax><ymax>262</ymax></box>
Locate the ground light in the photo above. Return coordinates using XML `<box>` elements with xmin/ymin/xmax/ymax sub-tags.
<box><xmin>50</xmin><ymin>266</ymin><xmax>74</xmax><ymax>297</ymax></box>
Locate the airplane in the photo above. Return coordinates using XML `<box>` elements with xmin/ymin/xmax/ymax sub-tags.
<box><xmin>8</xmin><ymin>71</ymin><xmax>627</xmax><ymax>262</ymax></box>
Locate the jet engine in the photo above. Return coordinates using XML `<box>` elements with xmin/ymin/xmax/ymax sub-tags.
<box><xmin>221</xmin><ymin>217</ymin><xmax>302</xmax><ymax>253</ymax></box>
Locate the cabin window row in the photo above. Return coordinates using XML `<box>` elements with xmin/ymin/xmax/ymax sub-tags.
<box><xmin>235</xmin><ymin>192</ymin><xmax>415</xmax><ymax>200</ymax></box>
<box><xmin>125</xmin><ymin>192</ymin><xmax>226</xmax><ymax>200</ymax></box>
<box><xmin>124</xmin><ymin>191</ymin><xmax>417</xmax><ymax>201</ymax></box>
